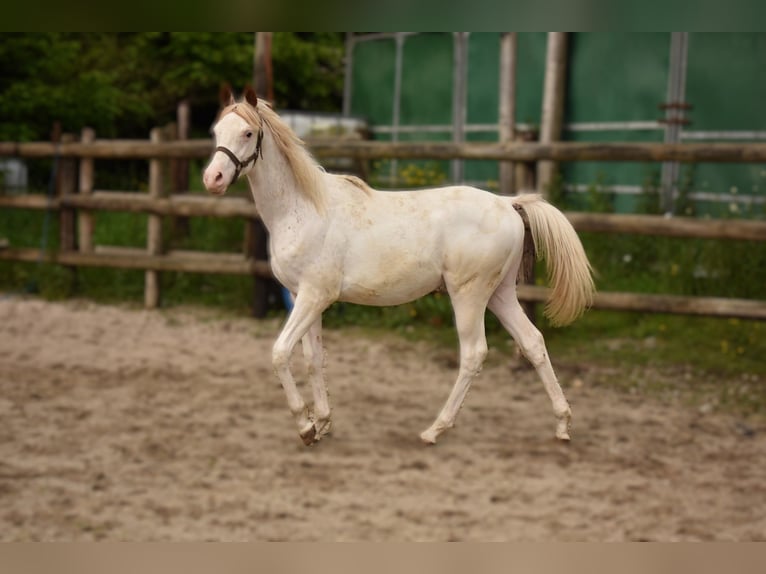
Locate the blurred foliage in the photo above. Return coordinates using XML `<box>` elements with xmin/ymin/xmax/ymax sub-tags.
<box><xmin>0</xmin><ymin>32</ymin><xmax>345</xmax><ymax>141</ymax></box>
<box><xmin>271</xmin><ymin>33</ymin><xmax>345</xmax><ymax>112</ymax></box>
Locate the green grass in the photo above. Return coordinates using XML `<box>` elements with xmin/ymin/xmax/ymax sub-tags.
<box><xmin>324</xmin><ymin>298</ymin><xmax>765</xmax><ymax>378</ymax></box>
<box><xmin>0</xmin><ymin>198</ymin><xmax>255</xmax><ymax>312</ymax></box>
<box><xmin>544</xmin><ymin>311</ymin><xmax>766</xmax><ymax>417</ymax></box>
<box><xmin>545</xmin><ymin>311</ymin><xmax>765</xmax><ymax>376</ymax></box>
<box><xmin>322</xmin><ymin>300</ymin><xmax>766</xmax><ymax>418</ymax></box>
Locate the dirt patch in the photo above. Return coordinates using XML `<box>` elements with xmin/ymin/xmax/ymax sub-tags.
<box><xmin>0</xmin><ymin>296</ymin><xmax>764</xmax><ymax>541</ymax></box>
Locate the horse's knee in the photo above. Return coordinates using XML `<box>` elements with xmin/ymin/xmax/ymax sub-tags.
<box><xmin>272</xmin><ymin>342</ymin><xmax>291</xmax><ymax>371</ymax></box>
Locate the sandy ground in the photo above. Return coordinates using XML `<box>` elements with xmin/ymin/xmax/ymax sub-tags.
<box><xmin>0</xmin><ymin>296</ymin><xmax>764</xmax><ymax>541</ymax></box>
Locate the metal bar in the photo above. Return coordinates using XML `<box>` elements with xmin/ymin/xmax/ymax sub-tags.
<box><xmin>661</xmin><ymin>33</ymin><xmax>679</xmax><ymax>213</ymax></box>
<box><xmin>661</xmin><ymin>32</ymin><xmax>690</xmax><ymax>214</ymax></box>
<box><xmin>499</xmin><ymin>32</ymin><xmax>518</xmax><ymax>195</ymax></box>
<box><xmin>342</xmin><ymin>33</ymin><xmax>354</xmax><ymax>117</ymax></box>
<box><xmin>390</xmin><ymin>32</ymin><xmax>405</xmax><ymax>184</ymax></box>
<box><xmin>371</xmin><ymin>121</ymin><xmax>665</xmax><ymax>135</ymax></box>
<box><xmin>681</xmin><ymin>130</ymin><xmax>766</xmax><ymax>141</ymax></box>
<box><xmin>564</xmin><ymin>183</ymin><xmax>766</xmax><ymax>205</ymax></box>
<box><xmin>565</xmin><ymin>121</ymin><xmax>664</xmax><ymax>132</ymax></box>
<box><xmin>451</xmin><ymin>32</ymin><xmax>468</xmax><ymax>184</ymax></box>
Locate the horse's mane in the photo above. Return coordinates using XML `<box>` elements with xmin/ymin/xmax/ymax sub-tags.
<box><xmin>220</xmin><ymin>99</ymin><xmax>325</xmax><ymax>213</ymax></box>
<box><xmin>338</xmin><ymin>174</ymin><xmax>373</xmax><ymax>196</ymax></box>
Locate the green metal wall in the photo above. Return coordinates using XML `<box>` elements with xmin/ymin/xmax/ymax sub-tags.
<box><xmin>562</xmin><ymin>32</ymin><xmax>669</xmax><ymax>213</ymax></box>
<box><xmin>683</xmin><ymin>33</ymin><xmax>766</xmax><ymax>217</ymax></box>
<box><xmin>347</xmin><ymin>32</ymin><xmax>766</xmax><ymax>216</ymax></box>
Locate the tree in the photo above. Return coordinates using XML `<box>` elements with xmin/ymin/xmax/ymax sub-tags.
<box><xmin>0</xmin><ymin>33</ymin><xmax>346</xmax><ymax>141</ymax></box>
<box><xmin>0</xmin><ymin>33</ymin><xmax>141</xmax><ymax>140</ymax></box>
<box><xmin>271</xmin><ymin>33</ymin><xmax>345</xmax><ymax>112</ymax></box>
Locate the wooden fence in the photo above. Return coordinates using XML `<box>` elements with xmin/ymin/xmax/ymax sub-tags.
<box><xmin>1</xmin><ymin>134</ymin><xmax>766</xmax><ymax>320</ymax></box>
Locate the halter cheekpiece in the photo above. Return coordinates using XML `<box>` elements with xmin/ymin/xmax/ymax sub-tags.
<box><xmin>216</xmin><ymin>127</ymin><xmax>264</xmax><ymax>184</ymax></box>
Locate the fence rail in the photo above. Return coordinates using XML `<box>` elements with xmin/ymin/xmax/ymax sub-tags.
<box><xmin>4</xmin><ymin>139</ymin><xmax>766</xmax><ymax>162</ymax></box>
<box><xmin>2</xmin><ymin>192</ymin><xmax>766</xmax><ymax>242</ymax></box>
<box><xmin>1</xmin><ymin>135</ymin><xmax>765</xmax><ymax>320</ymax></box>
<box><xmin>0</xmin><ymin>246</ymin><xmax>272</xmax><ymax>276</ymax></box>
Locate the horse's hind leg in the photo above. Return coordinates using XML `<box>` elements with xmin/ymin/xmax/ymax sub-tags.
<box><xmin>420</xmin><ymin>291</ymin><xmax>489</xmax><ymax>444</ymax></box>
<box><xmin>302</xmin><ymin>315</ymin><xmax>332</xmax><ymax>439</ymax></box>
<box><xmin>488</xmin><ymin>282</ymin><xmax>572</xmax><ymax>441</ymax></box>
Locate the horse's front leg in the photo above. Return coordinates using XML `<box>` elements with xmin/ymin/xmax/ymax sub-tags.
<box><xmin>272</xmin><ymin>288</ymin><xmax>331</xmax><ymax>445</ymax></box>
<box><xmin>302</xmin><ymin>315</ymin><xmax>332</xmax><ymax>440</ymax></box>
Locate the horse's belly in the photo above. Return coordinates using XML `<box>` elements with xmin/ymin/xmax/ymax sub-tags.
<box><xmin>339</xmin><ymin>253</ymin><xmax>443</xmax><ymax>306</ymax></box>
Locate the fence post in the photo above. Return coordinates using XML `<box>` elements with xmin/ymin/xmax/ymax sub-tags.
<box><xmin>515</xmin><ymin>128</ymin><xmax>538</xmax><ymax>325</ymax></box>
<box><xmin>537</xmin><ymin>32</ymin><xmax>568</xmax><ymax>198</ymax></box>
<box><xmin>145</xmin><ymin>127</ymin><xmax>164</xmax><ymax>309</ymax></box>
<box><xmin>498</xmin><ymin>32</ymin><xmax>517</xmax><ymax>196</ymax></box>
<box><xmin>172</xmin><ymin>100</ymin><xmax>191</xmax><ymax>240</ymax></box>
<box><xmin>57</xmin><ymin>133</ymin><xmax>77</xmax><ymax>251</ymax></box>
<box><xmin>244</xmin><ymin>217</ymin><xmax>270</xmax><ymax>318</ymax></box>
<box><xmin>515</xmin><ymin>128</ymin><xmax>538</xmax><ymax>191</ymax></box>
<box><xmin>78</xmin><ymin>128</ymin><xmax>95</xmax><ymax>252</ymax></box>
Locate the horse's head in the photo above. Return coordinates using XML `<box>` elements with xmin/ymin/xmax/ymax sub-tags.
<box><xmin>203</xmin><ymin>85</ymin><xmax>264</xmax><ymax>196</ymax></box>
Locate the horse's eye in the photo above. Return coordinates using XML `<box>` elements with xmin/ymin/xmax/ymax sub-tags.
<box><xmin>245</xmin><ymin>131</ymin><xmax>253</xmax><ymax>139</ymax></box>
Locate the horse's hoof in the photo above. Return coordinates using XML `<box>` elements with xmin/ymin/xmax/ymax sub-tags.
<box><xmin>314</xmin><ymin>419</ymin><xmax>332</xmax><ymax>439</ymax></box>
<box><xmin>419</xmin><ymin>429</ymin><xmax>438</xmax><ymax>445</ymax></box>
<box><xmin>299</xmin><ymin>424</ymin><xmax>317</xmax><ymax>446</ymax></box>
<box><xmin>555</xmin><ymin>418</ymin><xmax>571</xmax><ymax>442</ymax></box>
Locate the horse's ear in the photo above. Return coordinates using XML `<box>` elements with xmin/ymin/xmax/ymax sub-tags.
<box><xmin>243</xmin><ymin>85</ymin><xmax>258</xmax><ymax>107</ymax></box>
<box><xmin>219</xmin><ymin>83</ymin><xmax>235</xmax><ymax>108</ymax></box>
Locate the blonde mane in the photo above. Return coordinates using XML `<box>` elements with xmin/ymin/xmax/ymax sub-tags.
<box><xmin>220</xmin><ymin>99</ymin><xmax>326</xmax><ymax>212</ymax></box>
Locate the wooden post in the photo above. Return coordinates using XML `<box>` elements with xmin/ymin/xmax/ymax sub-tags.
<box><xmin>253</xmin><ymin>32</ymin><xmax>274</xmax><ymax>101</ymax></box>
<box><xmin>172</xmin><ymin>100</ymin><xmax>191</xmax><ymax>240</ymax></box>
<box><xmin>498</xmin><ymin>32</ymin><xmax>517</xmax><ymax>196</ymax></box>
<box><xmin>78</xmin><ymin>128</ymin><xmax>95</xmax><ymax>252</ymax></box>
<box><xmin>244</xmin><ymin>218</ymin><xmax>270</xmax><ymax>318</ymax></box>
<box><xmin>537</xmin><ymin>32</ymin><xmax>568</xmax><ymax>197</ymax></box>
<box><xmin>250</xmin><ymin>31</ymin><xmax>275</xmax><ymax>317</ymax></box>
<box><xmin>57</xmin><ymin>133</ymin><xmax>77</xmax><ymax>252</ymax></box>
<box><xmin>515</xmin><ymin>127</ymin><xmax>538</xmax><ymax>324</ymax></box>
<box><xmin>515</xmin><ymin>128</ymin><xmax>539</xmax><ymax>191</ymax></box>
<box><xmin>145</xmin><ymin>127</ymin><xmax>163</xmax><ymax>309</ymax></box>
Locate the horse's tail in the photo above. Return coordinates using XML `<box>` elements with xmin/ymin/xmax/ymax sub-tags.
<box><xmin>512</xmin><ymin>194</ymin><xmax>595</xmax><ymax>326</ymax></box>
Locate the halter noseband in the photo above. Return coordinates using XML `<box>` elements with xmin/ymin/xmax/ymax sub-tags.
<box><xmin>215</xmin><ymin>127</ymin><xmax>264</xmax><ymax>184</ymax></box>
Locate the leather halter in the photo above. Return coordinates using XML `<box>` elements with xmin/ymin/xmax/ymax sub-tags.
<box><xmin>215</xmin><ymin>127</ymin><xmax>264</xmax><ymax>184</ymax></box>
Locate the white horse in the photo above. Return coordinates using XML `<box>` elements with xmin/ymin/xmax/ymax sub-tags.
<box><xmin>203</xmin><ymin>86</ymin><xmax>595</xmax><ymax>446</ymax></box>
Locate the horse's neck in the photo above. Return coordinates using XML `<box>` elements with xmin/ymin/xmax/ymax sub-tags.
<box><xmin>246</xmin><ymin>140</ymin><xmax>321</xmax><ymax>235</ymax></box>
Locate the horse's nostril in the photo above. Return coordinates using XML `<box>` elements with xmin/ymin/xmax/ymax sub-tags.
<box><xmin>214</xmin><ymin>172</ymin><xmax>223</xmax><ymax>183</ymax></box>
